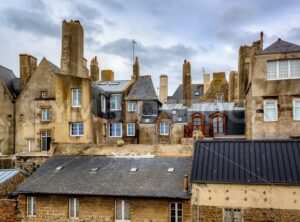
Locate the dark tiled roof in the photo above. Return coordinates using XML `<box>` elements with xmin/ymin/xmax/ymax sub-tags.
<box><xmin>125</xmin><ymin>75</ymin><xmax>158</xmax><ymax>100</ymax></box>
<box><xmin>17</xmin><ymin>156</ymin><xmax>192</xmax><ymax>199</ymax></box>
<box><xmin>167</xmin><ymin>84</ymin><xmax>203</xmax><ymax>104</ymax></box>
<box><xmin>191</xmin><ymin>140</ymin><xmax>300</xmax><ymax>185</ymax></box>
<box><xmin>0</xmin><ymin>65</ymin><xmax>18</xmax><ymax>97</ymax></box>
<box><xmin>46</xmin><ymin>59</ymin><xmax>60</xmax><ymax>73</ymax></box>
<box><xmin>260</xmin><ymin>39</ymin><xmax>300</xmax><ymax>55</ymax></box>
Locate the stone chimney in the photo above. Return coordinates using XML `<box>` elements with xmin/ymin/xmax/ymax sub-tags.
<box><xmin>182</xmin><ymin>60</ymin><xmax>192</xmax><ymax>107</ymax></box>
<box><xmin>101</xmin><ymin>70</ymin><xmax>114</xmax><ymax>81</ymax></box>
<box><xmin>183</xmin><ymin>175</ymin><xmax>188</xmax><ymax>192</ymax></box>
<box><xmin>131</xmin><ymin>57</ymin><xmax>140</xmax><ymax>81</ymax></box>
<box><xmin>203</xmin><ymin>73</ymin><xmax>210</xmax><ymax>94</ymax></box>
<box><xmin>260</xmin><ymin>31</ymin><xmax>264</xmax><ymax>51</ymax></box>
<box><xmin>90</xmin><ymin>56</ymin><xmax>99</xmax><ymax>82</ymax></box>
<box><xmin>19</xmin><ymin>54</ymin><xmax>37</xmax><ymax>89</ymax></box>
<box><xmin>229</xmin><ymin>71</ymin><xmax>238</xmax><ymax>102</ymax></box>
<box><xmin>159</xmin><ymin>74</ymin><xmax>168</xmax><ymax>103</ymax></box>
<box><xmin>60</xmin><ymin>20</ymin><xmax>85</xmax><ymax>77</ymax></box>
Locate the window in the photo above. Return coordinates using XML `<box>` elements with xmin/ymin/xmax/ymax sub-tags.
<box><xmin>293</xmin><ymin>99</ymin><xmax>300</xmax><ymax>120</ymax></box>
<box><xmin>191</xmin><ymin>113</ymin><xmax>204</xmax><ymax>132</ymax></box>
<box><xmin>28</xmin><ymin>139</ymin><xmax>34</xmax><ymax>152</ymax></box>
<box><xmin>195</xmin><ymin>91</ymin><xmax>200</xmax><ymax>96</ymax></box>
<box><xmin>210</xmin><ymin>113</ymin><xmax>226</xmax><ymax>135</ymax></box>
<box><xmin>41</xmin><ymin>109</ymin><xmax>51</xmax><ymax>121</ymax></box>
<box><xmin>160</xmin><ymin>122</ymin><xmax>169</xmax><ymax>135</ymax></box>
<box><xmin>216</xmin><ymin>94</ymin><xmax>223</xmax><ymax>102</ymax></box>
<box><xmin>110</xmin><ymin>95</ymin><xmax>122</xmax><ymax>111</ymax></box>
<box><xmin>267</xmin><ymin>59</ymin><xmax>300</xmax><ymax>80</ymax></box>
<box><xmin>0</xmin><ymin>140</ymin><xmax>3</xmax><ymax>155</ymax></box>
<box><xmin>41</xmin><ymin>91</ymin><xmax>48</xmax><ymax>99</ymax></box>
<box><xmin>69</xmin><ymin>198</ymin><xmax>79</xmax><ymax>218</ymax></box>
<box><xmin>72</xmin><ymin>89</ymin><xmax>82</xmax><ymax>107</ymax></box>
<box><xmin>128</xmin><ymin>102</ymin><xmax>137</xmax><ymax>112</ymax></box>
<box><xmin>264</xmin><ymin>100</ymin><xmax>278</xmax><ymax>121</ymax></box>
<box><xmin>41</xmin><ymin>132</ymin><xmax>51</xmax><ymax>151</ymax></box>
<box><xmin>116</xmin><ymin>200</ymin><xmax>130</xmax><ymax>221</ymax></box>
<box><xmin>224</xmin><ymin>208</ymin><xmax>242</xmax><ymax>222</ymax></box>
<box><xmin>70</xmin><ymin>122</ymin><xmax>84</xmax><ymax>136</ymax></box>
<box><xmin>178</xmin><ymin>117</ymin><xmax>182</xmax><ymax>122</ymax></box>
<box><xmin>127</xmin><ymin>123</ymin><xmax>135</xmax><ymax>136</ymax></box>
<box><xmin>101</xmin><ymin>95</ymin><xmax>106</xmax><ymax>113</ymax></box>
<box><xmin>172</xmin><ymin>110</ymin><xmax>177</xmax><ymax>115</ymax></box>
<box><xmin>109</xmin><ymin>123</ymin><xmax>122</xmax><ymax>137</ymax></box>
<box><xmin>27</xmin><ymin>196</ymin><xmax>36</xmax><ymax>216</ymax></box>
<box><xmin>170</xmin><ymin>202</ymin><xmax>182</xmax><ymax>222</ymax></box>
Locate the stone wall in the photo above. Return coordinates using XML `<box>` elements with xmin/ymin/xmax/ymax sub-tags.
<box><xmin>0</xmin><ymin>173</ymin><xmax>27</xmax><ymax>198</ymax></box>
<box><xmin>17</xmin><ymin>195</ymin><xmax>191</xmax><ymax>222</ymax></box>
<box><xmin>14</xmin><ymin>156</ymin><xmax>48</xmax><ymax>174</ymax></box>
<box><xmin>0</xmin><ymin>199</ymin><xmax>17</xmax><ymax>222</ymax></box>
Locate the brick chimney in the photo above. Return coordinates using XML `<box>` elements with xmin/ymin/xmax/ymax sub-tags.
<box><xmin>203</xmin><ymin>73</ymin><xmax>210</xmax><ymax>94</ymax></box>
<box><xmin>131</xmin><ymin>56</ymin><xmax>140</xmax><ymax>81</ymax></box>
<box><xmin>182</xmin><ymin>60</ymin><xmax>191</xmax><ymax>107</ymax></box>
<box><xmin>19</xmin><ymin>54</ymin><xmax>37</xmax><ymax>89</ymax></box>
<box><xmin>159</xmin><ymin>74</ymin><xmax>168</xmax><ymax>103</ymax></box>
<box><xmin>60</xmin><ymin>20</ymin><xmax>84</xmax><ymax>77</ymax></box>
<box><xmin>101</xmin><ymin>70</ymin><xmax>114</xmax><ymax>81</ymax></box>
<box><xmin>90</xmin><ymin>56</ymin><xmax>99</xmax><ymax>82</ymax></box>
<box><xmin>183</xmin><ymin>175</ymin><xmax>188</xmax><ymax>192</ymax></box>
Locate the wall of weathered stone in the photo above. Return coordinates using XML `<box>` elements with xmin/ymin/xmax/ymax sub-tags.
<box><xmin>139</xmin><ymin>124</ymin><xmax>156</xmax><ymax>144</ymax></box>
<box><xmin>17</xmin><ymin>195</ymin><xmax>191</xmax><ymax>222</ymax></box>
<box><xmin>0</xmin><ymin>199</ymin><xmax>17</xmax><ymax>222</ymax></box>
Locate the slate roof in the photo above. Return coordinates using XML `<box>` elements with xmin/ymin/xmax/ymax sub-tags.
<box><xmin>260</xmin><ymin>39</ymin><xmax>300</xmax><ymax>55</ymax></box>
<box><xmin>46</xmin><ymin>59</ymin><xmax>60</xmax><ymax>73</ymax></box>
<box><xmin>167</xmin><ymin>84</ymin><xmax>203</xmax><ymax>104</ymax></box>
<box><xmin>94</xmin><ymin>80</ymin><xmax>131</xmax><ymax>93</ymax></box>
<box><xmin>0</xmin><ymin>65</ymin><xmax>20</xmax><ymax>97</ymax></box>
<box><xmin>125</xmin><ymin>75</ymin><xmax>158</xmax><ymax>100</ymax></box>
<box><xmin>16</xmin><ymin>156</ymin><xmax>192</xmax><ymax>199</ymax></box>
<box><xmin>0</xmin><ymin>169</ymin><xmax>24</xmax><ymax>185</ymax></box>
<box><xmin>161</xmin><ymin>102</ymin><xmax>244</xmax><ymax>111</ymax></box>
<box><xmin>191</xmin><ymin>140</ymin><xmax>300</xmax><ymax>185</ymax></box>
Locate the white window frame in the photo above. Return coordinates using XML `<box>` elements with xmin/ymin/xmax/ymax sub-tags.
<box><xmin>264</xmin><ymin>100</ymin><xmax>278</xmax><ymax>122</ymax></box>
<box><xmin>160</xmin><ymin>121</ymin><xmax>170</xmax><ymax>136</ymax></box>
<box><xmin>293</xmin><ymin>99</ymin><xmax>300</xmax><ymax>121</ymax></box>
<box><xmin>27</xmin><ymin>196</ymin><xmax>36</xmax><ymax>217</ymax></box>
<box><xmin>223</xmin><ymin>208</ymin><xmax>242</xmax><ymax>222</ymax></box>
<box><xmin>70</xmin><ymin>122</ymin><xmax>84</xmax><ymax>136</ymax></box>
<box><xmin>101</xmin><ymin>95</ymin><xmax>106</xmax><ymax>113</ymax></box>
<box><xmin>109</xmin><ymin>123</ymin><xmax>122</xmax><ymax>137</ymax></box>
<box><xmin>72</xmin><ymin>88</ymin><xmax>82</xmax><ymax>107</ymax></box>
<box><xmin>41</xmin><ymin>91</ymin><xmax>48</xmax><ymax>99</ymax></box>
<box><xmin>127</xmin><ymin>123</ymin><xmax>135</xmax><ymax>136</ymax></box>
<box><xmin>267</xmin><ymin>59</ymin><xmax>300</xmax><ymax>80</ymax></box>
<box><xmin>127</xmin><ymin>102</ymin><xmax>137</xmax><ymax>112</ymax></box>
<box><xmin>41</xmin><ymin>109</ymin><xmax>51</xmax><ymax>121</ymax></box>
<box><xmin>110</xmin><ymin>94</ymin><xmax>122</xmax><ymax>111</ymax></box>
<box><xmin>170</xmin><ymin>202</ymin><xmax>183</xmax><ymax>222</ymax></box>
<box><xmin>69</xmin><ymin>198</ymin><xmax>79</xmax><ymax>219</ymax></box>
<box><xmin>115</xmin><ymin>200</ymin><xmax>131</xmax><ymax>222</ymax></box>
<box><xmin>41</xmin><ymin>132</ymin><xmax>51</xmax><ymax>151</ymax></box>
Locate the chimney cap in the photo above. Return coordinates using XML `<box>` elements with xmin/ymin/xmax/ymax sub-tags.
<box><xmin>278</xmin><ymin>38</ymin><xmax>282</xmax><ymax>41</ymax></box>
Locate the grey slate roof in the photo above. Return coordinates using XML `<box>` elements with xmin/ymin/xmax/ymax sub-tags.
<box><xmin>260</xmin><ymin>39</ymin><xmax>300</xmax><ymax>55</ymax></box>
<box><xmin>0</xmin><ymin>65</ymin><xmax>19</xmax><ymax>97</ymax></box>
<box><xmin>125</xmin><ymin>75</ymin><xmax>158</xmax><ymax>100</ymax></box>
<box><xmin>16</xmin><ymin>156</ymin><xmax>192</xmax><ymax>199</ymax></box>
<box><xmin>46</xmin><ymin>59</ymin><xmax>60</xmax><ymax>73</ymax></box>
<box><xmin>0</xmin><ymin>169</ymin><xmax>23</xmax><ymax>185</ymax></box>
<box><xmin>167</xmin><ymin>84</ymin><xmax>203</xmax><ymax>104</ymax></box>
<box><xmin>191</xmin><ymin>140</ymin><xmax>300</xmax><ymax>185</ymax></box>
<box><xmin>94</xmin><ymin>80</ymin><xmax>131</xmax><ymax>93</ymax></box>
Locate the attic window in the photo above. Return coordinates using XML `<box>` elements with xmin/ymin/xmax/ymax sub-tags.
<box><xmin>195</xmin><ymin>91</ymin><xmax>200</xmax><ymax>96</ymax></box>
<box><xmin>55</xmin><ymin>166</ymin><xmax>63</xmax><ymax>172</ymax></box>
<box><xmin>91</xmin><ymin>167</ymin><xmax>99</xmax><ymax>173</ymax></box>
<box><xmin>130</xmin><ymin>167</ymin><xmax>138</xmax><ymax>172</ymax></box>
<box><xmin>167</xmin><ymin>168</ymin><xmax>174</xmax><ymax>173</ymax></box>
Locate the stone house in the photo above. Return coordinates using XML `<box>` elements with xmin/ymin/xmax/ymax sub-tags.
<box><xmin>238</xmin><ymin>33</ymin><xmax>300</xmax><ymax>139</ymax></box>
<box><xmin>190</xmin><ymin>140</ymin><xmax>300</xmax><ymax>222</ymax></box>
<box><xmin>16</xmin><ymin>156</ymin><xmax>192</xmax><ymax>221</ymax></box>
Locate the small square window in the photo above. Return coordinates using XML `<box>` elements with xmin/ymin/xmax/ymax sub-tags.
<box><xmin>195</xmin><ymin>91</ymin><xmax>200</xmax><ymax>96</ymax></box>
<box><xmin>109</xmin><ymin>123</ymin><xmax>122</xmax><ymax>137</ymax></box>
<box><xmin>70</xmin><ymin>122</ymin><xmax>84</xmax><ymax>136</ymax></box>
<box><xmin>41</xmin><ymin>109</ymin><xmax>51</xmax><ymax>121</ymax></box>
<box><xmin>41</xmin><ymin>91</ymin><xmax>48</xmax><ymax>99</ymax></box>
<box><xmin>127</xmin><ymin>123</ymin><xmax>135</xmax><ymax>136</ymax></box>
<box><xmin>160</xmin><ymin>122</ymin><xmax>169</xmax><ymax>135</ymax></box>
<box><xmin>145</xmin><ymin>119</ymin><xmax>150</xmax><ymax>123</ymax></box>
<box><xmin>172</xmin><ymin>110</ymin><xmax>177</xmax><ymax>115</ymax></box>
<box><xmin>178</xmin><ymin>117</ymin><xmax>182</xmax><ymax>122</ymax></box>
<box><xmin>128</xmin><ymin>102</ymin><xmax>137</xmax><ymax>112</ymax></box>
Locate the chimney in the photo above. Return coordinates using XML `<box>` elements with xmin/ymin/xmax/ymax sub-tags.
<box><xmin>90</xmin><ymin>56</ymin><xmax>99</xmax><ymax>82</ymax></box>
<box><xmin>101</xmin><ymin>70</ymin><xmax>114</xmax><ymax>81</ymax></box>
<box><xmin>183</xmin><ymin>175</ymin><xmax>188</xmax><ymax>192</ymax></box>
<box><xmin>260</xmin><ymin>31</ymin><xmax>264</xmax><ymax>50</ymax></box>
<box><xmin>159</xmin><ymin>74</ymin><xmax>168</xmax><ymax>103</ymax></box>
<box><xmin>203</xmin><ymin>73</ymin><xmax>210</xmax><ymax>94</ymax></box>
<box><xmin>60</xmin><ymin>20</ymin><xmax>84</xmax><ymax>77</ymax></box>
<box><xmin>19</xmin><ymin>54</ymin><xmax>37</xmax><ymax>89</ymax></box>
<box><xmin>131</xmin><ymin>56</ymin><xmax>140</xmax><ymax>81</ymax></box>
<box><xmin>182</xmin><ymin>60</ymin><xmax>192</xmax><ymax>107</ymax></box>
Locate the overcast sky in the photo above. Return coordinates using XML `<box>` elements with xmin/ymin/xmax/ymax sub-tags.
<box><xmin>1</xmin><ymin>0</ymin><xmax>300</xmax><ymax>94</ymax></box>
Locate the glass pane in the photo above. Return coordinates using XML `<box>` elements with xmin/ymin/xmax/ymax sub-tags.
<box><xmin>295</xmin><ymin>107</ymin><xmax>300</xmax><ymax>120</ymax></box>
<box><xmin>290</xmin><ymin>60</ymin><xmax>300</xmax><ymax>78</ymax></box>
<box><xmin>265</xmin><ymin>101</ymin><xmax>276</xmax><ymax>108</ymax></box>
<box><xmin>265</xmin><ymin>108</ymin><xmax>276</xmax><ymax>121</ymax></box>
<box><xmin>116</xmin><ymin>200</ymin><xmax>122</xmax><ymax>219</ymax></box>
<box><xmin>267</xmin><ymin>61</ymin><xmax>277</xmax><ymax>79</ymax></box>
<box><xmin>124</xmin><ymin>201</ymin><xmax>131</xmax><ymax>220</ymax></box>
<box><xmin>279</xmin><ymin>60</ymin><xmax>288</xmax><ymax>78</ymax></box>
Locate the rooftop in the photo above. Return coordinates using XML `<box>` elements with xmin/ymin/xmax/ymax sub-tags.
<box><xmin>167</xmin><ymin>84</ymin><xmax>203</xmax><ymax>104</ymax></box>
<box><xmin>94</xmin><ymin>80</ymin><xmax>131</xmax><ymax>93</ymax></box>
<box><xmin>0</xmin><ymin>169</ymin><xmax>24</xmax><ymax>185</ymax></box>
<box><xmin>260</xmin><ymin>38</ymin><xmax>300</xmax><ymax>55</ymax></box>
<box><xmin>125</xmin><ymin>75</ymin><xmax>158</xmax><ymax>100</ymax></box>
<box><xmin>161</xmin><ymin>102</ymin><xmax>244</xmax><ymax>111</ymax></box>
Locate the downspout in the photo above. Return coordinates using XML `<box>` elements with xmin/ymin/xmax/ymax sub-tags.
<box><xmin>13</xmin><ymin>100</ymin><xmax>16</xmax><ymax>155</ymax></box>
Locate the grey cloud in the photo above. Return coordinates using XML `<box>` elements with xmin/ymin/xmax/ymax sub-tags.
<box><xmin>72</xmin><ymin>2</ymin><xmax>102</xmax><ymax>20</ymax></box>
<box><xmin>98</xmin><ymin>0</ymin><xmax>125</xmax><ymax>12</ymax></box>
<box><xmin>217</xmin><ymin>30</ymin><xmax>261</xmax><ymax>48</ymax></box>
<box><xmin>287</xmin><ymin>28</ymin><xmax>300</xmax><ymax>40</ymax></box>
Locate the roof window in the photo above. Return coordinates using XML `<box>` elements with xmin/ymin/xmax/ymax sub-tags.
<box><xmin>130</xmin><ymin>167</ymin><xmax>138</xmax><ymax>172</ymax></box>
<box><xmin>167</xmin><ymin>168</ymin><xmax>174</xmax><ymax>173</ymax></box>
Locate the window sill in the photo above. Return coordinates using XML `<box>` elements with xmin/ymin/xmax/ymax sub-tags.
<box><xmin>109</xmin><ymin>136</ymin><xmax>122</xmax><ymax>138</ymax></box>
<box><xmin>70</xmin><ymin>135</ymin><xmax>84</xmax><ymax>137</ymax></box>
<box><xmin>127</xmin><ymin>135</ymin><xmax>136</xmax><ymax>137</ymax></box>
<box><xmin>41</xmin><ymin>120</ymin><xmax>52</xmax><ymax>123</ymax></box>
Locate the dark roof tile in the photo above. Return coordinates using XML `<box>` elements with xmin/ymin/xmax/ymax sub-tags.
<box><xmin>125</xmin><ymin>76</ymin><xmax>158</xmax><ymax>100</ymax></box>
<box><xmin>260</xmin><ymin>39</ymin><xmax>300</xmax><ymax>55</ymax></box>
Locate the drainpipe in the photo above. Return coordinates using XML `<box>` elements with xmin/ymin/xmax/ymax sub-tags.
<box><xmin>13</xmin><ymin>100</ymin><xmax>16</xmax><ymax>155</ymax></box>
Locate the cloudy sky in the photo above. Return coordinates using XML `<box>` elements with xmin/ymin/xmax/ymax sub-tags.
<box><xmin>1</xmin><ymin>0</ymin><xmax>300</xmax><ymax>94</ymax></box>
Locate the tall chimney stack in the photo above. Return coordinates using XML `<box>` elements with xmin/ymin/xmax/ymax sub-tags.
<box><xmin>90</xmin><ymin>56</ymin><xmax>99</xmax><ymax>82</ymax></box>
<box><xmin>203</xmin><ymin>73</ymin><xmax>211</xmax><ymax>94</ymax></box>
<box><xmin>19</xmin><ymin>54</ymin><xmax>37</xmax><ymax>89</ymax></box>
<box><xmin>101</xmin><ymin>70</ymin><xmax>114</xmax><ymax>81</ymax></box>
<box><xmin>183</xmin><ymin>175</ymin><xmax>188</xmax><ymax>192</ymax></box>
<box><xmin>159</xmin><ymin>74</ymin><xmax>168</xmax><ymax>103</ymax></box>
<box><xmin>182</xmin><ymin>60</ymin><xmax>192</xmax><ymax>107</ymax></box>
<box><xmin>60</xmin><ymin>20</ymin><xmax>84</xmax><ymax>77</ymax></box>
<box><xmin>131</xmin><ymin>56</ymin><xmax>140</xmax><ymax>81</ymax></box>
<box><xmin>260</xmin><ymin>31</ymin><xmax>264</xmax><ymax>50</ymax></box>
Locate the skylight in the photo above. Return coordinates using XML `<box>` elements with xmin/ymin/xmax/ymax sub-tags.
<box><xmin>55</xmin><ymin>166</ymin><xmax>63</xmax><ymax>172</ymax></box>
<box><xmin>98</xmin><ymin>82</ymin><xmax>107</xmax><ymax>85</ymax></box>
<box><xmin>109</xmin><ymin>82</ymin><xmax>120</xmax><ymax>85</ymax></box>
<box><xmin>91</xmin><ymin>167</ymin><xmax>99</xmax><ymax>173</ymax></box>
<box><xmin>167</xmin><ymin>168</ymin><xmax>174</xmax><ymax>173</ymax></box>
<box><xmin>130</xmin><ymin>167</ymin><xmax>138</xmax><ymax>172</ymax></box>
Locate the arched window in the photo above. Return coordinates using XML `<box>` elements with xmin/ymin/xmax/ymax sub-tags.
<box><xmin>210</xmin><ymin>112</ymin><xmax>226</xmax><ymax>135</ymax></box>
<box><xmin>190</xmin><ymin>113</ymin><xmax>205</xmax><ymax>132</ymax></box>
